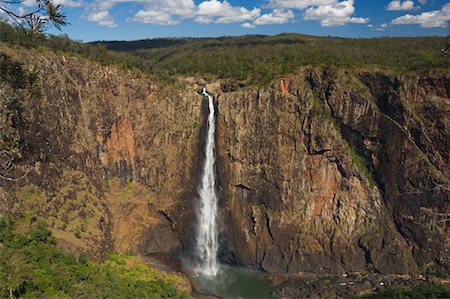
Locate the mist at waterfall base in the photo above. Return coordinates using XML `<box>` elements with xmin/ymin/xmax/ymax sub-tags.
<box><xmin>191</xmin><ymin>90</ymin><xmax>274</xmax><ymax>298</ymax></box>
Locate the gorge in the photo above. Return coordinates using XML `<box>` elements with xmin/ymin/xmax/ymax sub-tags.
<box><xmin>0</xmin><ymin>32</ymin><xmax>449</xmax><ymax>298</ymax></box>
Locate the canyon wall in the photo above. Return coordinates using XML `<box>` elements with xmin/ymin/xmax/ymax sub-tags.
<box><xmin>214</xmin><ymin>68</ymin><xmax>449</xmax><ymax>274</ymax></box>
<box><xmin>1</xmin><ymin>44</ymin><xmax>448</xmax><ymax>274</ymax></box>
<box><xmin>0</xmin><ymin>44</ymin><xmax>202</xmax><ymax>259</ymax></box>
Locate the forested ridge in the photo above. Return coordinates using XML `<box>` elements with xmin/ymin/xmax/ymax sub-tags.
<box><xmin>1</xmin><ymin>22</ymin><xmax>449</xmax><ymax>86</ymax></box>
<box><xmin>94</xmin><ymin>33</ymin><xmax>450</xmax><ymax>85</ymax></box>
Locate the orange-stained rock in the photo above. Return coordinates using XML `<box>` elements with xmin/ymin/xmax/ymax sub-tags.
<box><xmin>280</xmin><ymin>78</ymin><xmax>290</xmax><ymax>95</ymax></box>
<box><xmin>103</xmin><ymin>116</ymin><xmax>135</xmax><ymax>164</ymax></box>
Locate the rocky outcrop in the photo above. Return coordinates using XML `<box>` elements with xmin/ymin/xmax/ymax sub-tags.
<box><xmin>214</xmin><ymin>68</ymin><xmax>449</xmax><ymax>275</ymax></box>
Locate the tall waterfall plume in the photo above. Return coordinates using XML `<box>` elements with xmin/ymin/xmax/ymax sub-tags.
<box><xmin>195</xmin><ymin>88</ymin><xmax>219</xmax><ymax>277</ymax></box>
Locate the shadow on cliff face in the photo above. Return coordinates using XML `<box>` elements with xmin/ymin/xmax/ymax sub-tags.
<box><xmin>212</xmin><ymin>69</ymin><xmax>449</xmax><ymax>276</ymax></box>
<box><xmin>176</xmin><ymin>92</ymin><xmax>212</xmax><ymax>261</ymax></box>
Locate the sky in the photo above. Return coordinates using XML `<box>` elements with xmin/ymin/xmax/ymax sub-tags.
<box><xmin>3</xmin><ymin>0</ymin><xmax>450</xmax><ymax>41</ymax></box>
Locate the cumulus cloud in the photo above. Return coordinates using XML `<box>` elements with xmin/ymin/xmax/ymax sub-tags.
<box><xmin>371</xmin><ymin>23</ymin><xmax>390</xmax><ymax>31</ymax></box>
<box><xmin>391</xmin><ymin>2</ymin><xmax>450</xmax><ymax>27</ymax></box>
<box><xmin>241</xmin><ymin>22</ymin><xmax>255</xmax><ymax>28</ymax></box>
<box><xmin>196</xmin><ymin>0</ymin><xmax>260</xmax><ymax>24</ymax></box>
<box><xmin>253</xmin><ymin>9</ymin><xmax>294</xmax><ymax>25</ymax></box>
<box><xmin>386</xmin><ymin>0</ymin><xmax>416</xmax><ymax>11</ymax></box>
<box><xmin>22</xmin><ymin>0</ymin><xmax>84</xmax><ymax>8</ymax></box>
<box><xmin>52</xmin><ymin>0</ymin><xmax>84</xmax><ymax>7</ymax></box>
<box><xmin>86</xmin><ymin>10</ymin><xmax>117</xmax><ymax>27</ymax></box>
<box><xmin>303</xmin><ymin>0</ymin><xmax>368</xmax><ymax>26</ymax></box>
<box><xmin>82</xmin><ymin>0</ymin><xmax>368</xmax><ymax>28</ymax></box>
<box><xmin>267</xmin><ymin>0</ymin><xmax>336</xmax><ymax>10</ymax></box>
<box><xmin>85</xmin><ymin>0</ymin><xmax>259</xmax><ymax>26</ymax></box>
<box><xmin>132</xmin><ymin>0</ymin><xmax>196</xmax><ymax>25</ymax></box>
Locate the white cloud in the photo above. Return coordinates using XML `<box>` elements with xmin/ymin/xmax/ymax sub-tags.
<box><xmin>253</xmin><ymin>9</ymin><xmax>294</xmax><ymax>25</ymax></box>
<box><xmin>87</xmin><ymin>10</ymin><xmax>117</xmax><ymax>27</ymax></box>
<box><xmin>391</xmin><ymin>2</ymin><xmax>450</xmax><ymax>28</ymax></box>
<box><xmin>241</xmin><ymin>22</ymin><xmax>255</xmax><ymax>28</ymax></box>
<box><xmin>195</xmin><ymin>0</ymin><xmax>260</xmax><ymax>24</ymax></box>
<box><xmin>83</xmin><ymin>0</ymin><xmax>369</xmax><ymax>28</ymax></box>
<box><xmin>386</xmin><ymin>1</ymin><xmax>416</xmax><ymax>11</ymax></box>
<box><xmin>303</xmin><ymin>0</ymin><xmax>368</xmax><ymax>26</ymax></box>
<box><xmin>132</xmin><ymin>0</ymin><xmax>196</xmax><ymax>25</ymax></box>
<box><xmin>22</xmin><ymin>0</ymin><xmax>84</xmax><ymax>8</ymax></box>
<box><xmin>52</xmin><ymin>0</ymin><xmax>84</xmax><ymax>7</ymax></box>
<box><xmin>85</xmin><ymin>0</ymin><xmax>259</xmax><ymax>26</ymax></box>
<box><xmin>268</xmin><ymin>0</ymin><xmax>336</xmax><ymax>10</ymax></box>
<box><xmin>92</xmin><ymin>0</ymin><xmax>124</xmax><ymax>11</ymax></box>
<box><xmin>375</xmin><ymin>23</ymin><xmax>390</xmax><ymax>30</ymax></box>
<box><xmin>133</xmin><ymin>10</ymin><xmax>179</xmax><ymax>25</ymax></box>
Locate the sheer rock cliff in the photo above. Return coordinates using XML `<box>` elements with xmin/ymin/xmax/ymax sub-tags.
<box><xmin>1</xmin><ymin>44</ymin><xmax>448</xmax><ymax>275</ymax></box>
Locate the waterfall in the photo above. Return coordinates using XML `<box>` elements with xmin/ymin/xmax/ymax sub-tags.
<box><xmin>195</xmin><ymin>88</ymin><xmax>219</xmax><ymax>277</ymax></box>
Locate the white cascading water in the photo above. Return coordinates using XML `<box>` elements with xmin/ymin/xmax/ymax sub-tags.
<box><xmin>195</xmin><ymin>88</ymin><xmax>219</xmax><ymax>277</ymax></box>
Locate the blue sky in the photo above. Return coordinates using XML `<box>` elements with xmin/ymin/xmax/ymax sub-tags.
<box><xmin>5</xmin><ymin>0</ymin><xmax>450</xmax><ymax>41</ymax></box>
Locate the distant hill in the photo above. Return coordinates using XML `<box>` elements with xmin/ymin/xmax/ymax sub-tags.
<box><xmin>93</xmin><ymin>33</ymin><xmax>450</xmax><ymax>85</ymax></box>
<box><xmin>90</xmin><ymin>38</ymin><xmax>192</xmax><ymax>51</ymax></box>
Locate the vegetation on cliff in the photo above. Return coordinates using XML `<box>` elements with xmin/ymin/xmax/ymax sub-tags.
<box><xmin>0</xmin><ymin>52</ymin><xmax>39</xmax><ymax>182</ymax></box>
<box><xmin>0</xmin><ymin>22</ymin><xmax>153</xmax><ymax>76</ymax></box>
<box><xmin>0</xmin><ymin>215</ymin><xmax>191</xmax><ymax>298</ymax></box>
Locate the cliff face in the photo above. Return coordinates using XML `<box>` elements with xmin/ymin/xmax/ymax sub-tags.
<box><xmin>215</xmin><ymin>69</ymin><xmax>449</xmax><ymax>274</ymax></box>
<box><xmin>0</xmin><ymin>44</ymin><xmax>448</xmax><ymax>275</ymax></box>
<box><xmin>0</xmin><ymin>44</ymin><xmax>202</xmax><ymax>259</ymax></box>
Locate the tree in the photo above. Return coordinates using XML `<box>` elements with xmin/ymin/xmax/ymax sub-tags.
<box><xmin>0</xmin><ymin>0</ymin><xmax>68</xmax><ymax>35</ymax></box>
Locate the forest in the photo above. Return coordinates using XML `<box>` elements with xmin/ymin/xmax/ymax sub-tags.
<box><xmin>1</xmin><ymin>22</ymin><xmax>449</xmax><ymax>86</ymax></box>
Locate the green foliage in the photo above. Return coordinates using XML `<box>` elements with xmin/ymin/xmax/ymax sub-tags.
<box><xmin>310</xmin><ymin>95</ymin><xmax>375</xmax><ymax>186</ymax></box>
<box><xmin>348</xmin><ymin>145</ymin><xmax>375</xmax><ymax>187</ymax></box>
<box><xmin>422</xmin><ymin>267</ymin><xmax>449</xmax><ymax>279</ymax></box>
<box><xmin>1</xmin><ymin>22</ymin><xmax>449</xmax><ymax>87</ymax></box>
<box><xmin>226</xmin><ymin>192</ymin><xmax>234</xmax><ymax>207</ymax></box>
<box><xmin>0</xmin><ymin>52</ymin><xmax>37</xmax><ymax>171</ymax></box>
<box><xmin>362</xmin><ymin>283</ymin><xmax>450</xmax><ymax>299</ymax></box>
<box><xmin>310</xmin><ymin>96</ymin><xmax>341</xmax><ymax>132</ymax></box>
<box><xmin>99</xmin><ymin>33</ymin><xmax>450</xmax><ymax>85</ymax></box>
<box><xmin>0</xmin><ymin>22</ymin><xmax>155</xmax><ymax>79</ymax></box>
<box><xmin>0</xmin><ymin>216</ymin><xmax>191</xmax><ymax>298</ymax></box>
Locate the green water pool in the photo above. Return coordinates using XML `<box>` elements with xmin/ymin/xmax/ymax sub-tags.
<box><xmin>193</xmin><ymin>264</ymin><xmax>274</xmax><ymax>299</ymax></box>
